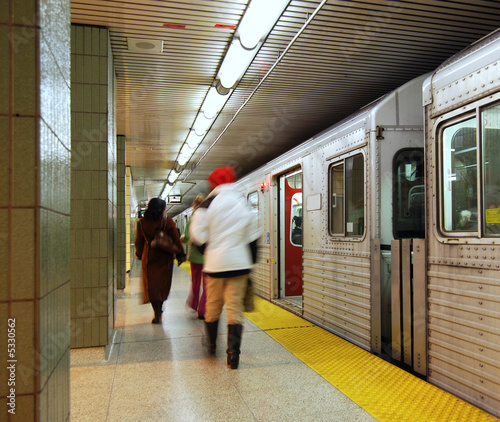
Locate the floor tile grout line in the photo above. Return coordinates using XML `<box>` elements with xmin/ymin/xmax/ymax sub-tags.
<box><xmin>104</xmin><ymin>342</ymin><xmax>121</xmax><ymax>422</ymax></box>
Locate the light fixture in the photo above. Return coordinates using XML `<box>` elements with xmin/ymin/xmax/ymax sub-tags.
<box><xmin>176</xmin><ymin>142</ymin><xmax>197</xmax><ymax>167</ymax></box>
<box><xmin>161</xmin><ymin>185</ymin><xmax>173</xmax><ymax>199</ymax></box>
<box><xmin>239</xmin><ymin>0</ymin><xmax>289</xmax><ymax>50</ymax></box>
<box><xmin>202</xmin><ymin>87</ymin><xmax>231</xmax><ymax>119</ymax></box>
<box><xmin>217</xmin><ymin>39</ymin><xmax>257</xmax><ymax>89</ymax></box>
<box><xmin>163</xmin><ymin>0</ymin><xmax>290</xmax><ymax>198</ymax></box>
<box><xmin>186</xmin><ymin>130</ymin><xmax>203</xmax><ymax>149</ymax></box>
<box><xmin>177</xmin><ymin>153</ymin><xmax>190</xmax><ymax>166</ymax></box>
<box><xmin>168</xmin><ymin>170</ymin><xmax>180</xmax><ymax>184</ymax></box>
<box><xmin>180</xmin><ymin>142</ymin><xmax>195</xmax><ymax>156</ymax></box>
<box><xmin>216</xmin><ymin>0</ymin><xmax>288</xmax><ymax>89</ymax></box>
<box><xmin>193</xmin><ymin>113</ymin><xmax>214</xmax><ymax>136</ymax></box>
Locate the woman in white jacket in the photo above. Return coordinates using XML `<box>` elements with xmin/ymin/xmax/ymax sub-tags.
<box><xmin>190</xmin><ymin>166</ymin><xmax>260</xmax><ymax>369</ymax></box>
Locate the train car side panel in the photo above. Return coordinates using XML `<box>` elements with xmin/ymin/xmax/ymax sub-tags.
<box><xmin>425</xmin><ymin>31</ymin><xmax>500</xmax><ymax>416</ymax></box>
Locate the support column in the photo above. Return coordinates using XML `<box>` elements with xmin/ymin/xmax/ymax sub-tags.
<box><xmin>70</xmin><ymin>25</ymin><xmax>117</xmax><ymax>349</ymax></box>
<box><xmin>0</xmin><ymin>0</ymin><xmax>71</xmax><ymax>420</ymax></box>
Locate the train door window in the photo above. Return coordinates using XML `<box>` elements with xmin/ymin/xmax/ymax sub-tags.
<box><xmin>482</xmin><ymin>103</ymin><xmax>500</xmax><ymax>236</ymax></box>
<box><xmin>285</xmin><ymin>171</ymin><xmax>303</xmax><ymax>246</ymax></box>
<box><xmin>328</xmin><ymin>153</ymin><xmax>364</xmax><ymax>237</ymax></box>
<box><xmin>290</xmin><ymin>193</ymin><xmax>302</xmax><ymax>246</ymax></box>
<box><xmin>393</xmin><ymin>149</ymin><xmax>425</xmax><ymax>238</ymax></box>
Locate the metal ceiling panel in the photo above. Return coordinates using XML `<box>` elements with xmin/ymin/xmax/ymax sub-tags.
<box><xmin>71</xmin><ymin>0</ymin><xmax>500</xmax><ymax>215</ymax></box>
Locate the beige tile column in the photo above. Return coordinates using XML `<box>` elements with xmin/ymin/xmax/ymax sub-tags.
<box><xmin>0</xmin><ymin>0</ymin><xmax>71</xmax><ymax>420</ymax></box>
<box><xmin>70</xmin><ymin>25</ymin><xmax>118</xmax><ymax>350</ymax></box>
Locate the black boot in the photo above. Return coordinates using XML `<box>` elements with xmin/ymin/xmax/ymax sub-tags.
<box><xmin>151</xmin><ymin>301</ymin><xmax>163</xmax><ymax>324</ymax></box>
<box><xmin>203</xmin><ymin>320</ymin><xmax>219</xmax><ymax>354</ymax></box>
<box><xmin>227</xmin><ymin>324</ymin><xmax>243</xmax><ymax>369</ymax></box>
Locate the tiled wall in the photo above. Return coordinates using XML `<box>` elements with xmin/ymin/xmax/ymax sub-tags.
<box><xmin>70</xmin><ymin>25</ymin><xmax>119</xmax><ymax>349</ymax></box>
<box><xmin>0</xmin><ymin>0</ymin><xmax>71</xmax><ymax>420</ymax></box>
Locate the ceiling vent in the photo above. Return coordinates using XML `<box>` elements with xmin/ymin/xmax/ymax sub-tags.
<box><xmin>127</xmin><ymin>38</ymin><xmax>163</xmax><ymax>54</ymax></box>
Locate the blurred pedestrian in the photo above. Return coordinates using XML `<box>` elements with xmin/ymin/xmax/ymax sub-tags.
<box><xmin>182</xmin><ymin>194</ymin><xmax>207</xmax><ymax>320</ymax></box>
<box><xmin>190</xmin><ymin>166</ymin><xmax>260</xmax><ymax>369</ymax></box>
<box><xmin>135</xmin><ymin>198</ymin><xmax>186</xmax><ymax>323</ymax></box>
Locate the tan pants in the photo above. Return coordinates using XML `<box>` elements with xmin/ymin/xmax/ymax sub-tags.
<box><xmin>204</xmin><ymin>275</ymin><xmax>247</xmax><ymax>325</ymax></box>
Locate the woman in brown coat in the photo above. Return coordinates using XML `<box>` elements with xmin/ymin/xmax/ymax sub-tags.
<box><xmin>135</xmin><ymin>198</ymin><xmax>186</xmax><ymax>323</ymax></box>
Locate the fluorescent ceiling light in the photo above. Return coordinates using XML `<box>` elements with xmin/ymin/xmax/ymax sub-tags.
<box><xmin>177</xmin><ymin>154</ymin><xmax>189</xmax><ymax>166</ymax></box>
<box><xmin>202</xmin><ymin>87</ymin><xmax>231</xmax><ymax>119</ymax></box>
<box><xmin>180</xmin><ymin>143</ymin><xmax>195</xmax><ymax>155</ymax></box>
<box><xmin>162</xmin><ymin>185</ymin><xmax>173</xmax><ymax>198</ymax></box>
<box><xmin>218</xmin><ymin>40</ymin><xmax>257</xmax><ymax>89</ymax></box>
<box><xmin>193</xmin><ymin>113</ymin><xmax>214</xmax><ymax>136</ymax></box>
<box><xmin>186</xmin><ymin>130</ymin><xmax>204</xmax><ymax>149</ymax></box>
<box><xmin>239</xmin><ymin>0</ymin><xmax>289</xmax><ymax>50</ymax></box>
<box><xmin>177</xmin><ymin>143</ymin><xmax>195</xmax><ymax>166</ymax></box>
<box><xmin>168</xmin><ymin>170</ymin><xmax>180</xmax><ymax>184</ymax></box>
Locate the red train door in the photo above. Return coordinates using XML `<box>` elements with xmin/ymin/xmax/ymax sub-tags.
<box><xmin>278</xmin><ymin>170</ymin><xmax>303</xmax><ymax>300</ymax></box>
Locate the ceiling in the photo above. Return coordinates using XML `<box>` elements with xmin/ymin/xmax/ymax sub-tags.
<box><xmin>70</xmin><ymin>0</ymin><xmax>500</xmax><ymax>216</ymax></box>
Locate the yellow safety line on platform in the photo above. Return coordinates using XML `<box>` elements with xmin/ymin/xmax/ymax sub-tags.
<box><xmin>245</xmin><ymin>296</ymin><xmax>499</xmax><ymax>422</ymax></box>
<box><xmin>178</xmin><ymin>260</ymin><xmax>191</xmax><ymax>274</ymax></box>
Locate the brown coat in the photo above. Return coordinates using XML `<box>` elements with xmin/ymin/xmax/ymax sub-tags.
<box><xmin>135</xmin><ymin>216</ymin><xmax>186</xmax><ymax>304</ymax></box>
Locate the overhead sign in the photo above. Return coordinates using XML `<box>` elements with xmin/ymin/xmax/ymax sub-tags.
<box><xmin>168</xmin><ymin>195</ymin><xmax>182</xmax><ymax>204</ymax></box>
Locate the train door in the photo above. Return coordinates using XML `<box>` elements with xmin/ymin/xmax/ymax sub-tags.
<box><xmin>376</xmin><ymin>148</ymin><xmax>426</xmax><ymax>374</ymax></box>
<box><xmin>278</xmin><ymin>169</ymin><xmax>303</xmax><ymax>308</ymax></box>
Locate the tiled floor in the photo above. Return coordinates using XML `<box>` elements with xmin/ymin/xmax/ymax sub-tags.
<box><xmin>70</xmin><ymin>264</ymin><xmax>378</xmax><ymax>421</ymax></box>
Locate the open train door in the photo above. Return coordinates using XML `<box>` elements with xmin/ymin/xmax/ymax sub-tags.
<box><xmin>278</xmin><ymin>169</ymin><xmax>303</xmax><ymax>309</ymax></box>
<box><xmin>373</xmin><ymin>148</ymin><xmax>427</xmax><ymax>376</ymax></box>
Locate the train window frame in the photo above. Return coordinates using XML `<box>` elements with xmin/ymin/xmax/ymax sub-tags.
<box><xmin>328</xmin><ymin>152</ymin><xmax>365</xmax><ymax>238</ymax></box>
<box><xmin>437</xmin><ymin>100</ymin><xmax>500</xmax><ymax>238</ymax></box>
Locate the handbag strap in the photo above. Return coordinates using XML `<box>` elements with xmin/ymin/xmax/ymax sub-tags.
<box><xmin>159</xmin><ymin>216</ymin><xmax>167</xmax><ymax>233</ymax></box>
<box><xmin>140</xmin><ymin>218</ymin><xmax>166</xmax><ymax>246</ymax></box>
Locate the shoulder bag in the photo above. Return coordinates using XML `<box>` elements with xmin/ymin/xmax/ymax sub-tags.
<box><xmin>149</xmin><ymin>218</ymin><xmax>183</xmax><ymax>255</ymax></box>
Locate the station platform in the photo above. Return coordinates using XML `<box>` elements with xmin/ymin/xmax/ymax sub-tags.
<box><xmin>70</xmin><ymin>263</ymin><xmax>499</xmax><ymax>422</ymax></box>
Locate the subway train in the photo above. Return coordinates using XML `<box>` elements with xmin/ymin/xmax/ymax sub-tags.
<box><xmin>174</xmin><ymin>29</ymin><xmax>500</xmax><ymax>417</ymax></box>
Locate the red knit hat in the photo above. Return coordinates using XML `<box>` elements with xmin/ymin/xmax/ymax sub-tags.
<box><xmin>208</xmin><ymin>166</ymin><xmax>236</xmax><ymax>187</ymax></box>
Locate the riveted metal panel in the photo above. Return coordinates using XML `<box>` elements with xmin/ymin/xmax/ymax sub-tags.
<box><xmin>303</xmin><ymin>249</ymin><xmax>372</xmax><ymax>350</ymax></box>
<box><xmin>413</xmin><ymin>238</ymin><xmax>427</xmax><ymax>376</ymax></box>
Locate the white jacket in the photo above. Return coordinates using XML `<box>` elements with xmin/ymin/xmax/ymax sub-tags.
<box><xmin>189</xmin><ymin>183</ymin><xmax>260</xmax><ymax>274</ymax></box>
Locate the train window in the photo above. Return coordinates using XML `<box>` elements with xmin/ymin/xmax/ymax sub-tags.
<box><xmin>247</xmin><ymin>191</ymin><xmax>259</xmax><ymax>213</ymax></box>
<box><xmin>328</xmin><ymin>153</ymin><xmax>364</xmax><ymax>237</ymax></box>
<box><xmin>439</xmin><ymin>104</ymin><xmax>500</xmax><ymax>237</ymax></box>
<box><xmin>330</xmin><ymin>163</ymin><xmax>344</xmax><ymax>234</ymax></box>
<box><xmin>441</xmin><ymin>117</ymin><xmax>478</xmax><ymax>233</ymax></box>
<box><xmin>482</xmin><ymin>103</ymin><xmax>500</xmax><ymax>236</ymax></box>
<box><xmin>393</xmin><ymin>149</ymin><xmax>425</xmax><ymax>238</ymax></box>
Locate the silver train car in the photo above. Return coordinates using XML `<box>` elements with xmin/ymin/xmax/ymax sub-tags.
<box><xmin>175</xmin><ymin>29</ymin><xmax>500</xmax><ymax>417</ymax></box>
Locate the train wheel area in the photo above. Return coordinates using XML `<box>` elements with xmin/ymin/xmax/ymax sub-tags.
<box><xmin>246</xmin><ymin>296</ymin><xmax>499</xmax><ymax>422</ymax></box>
